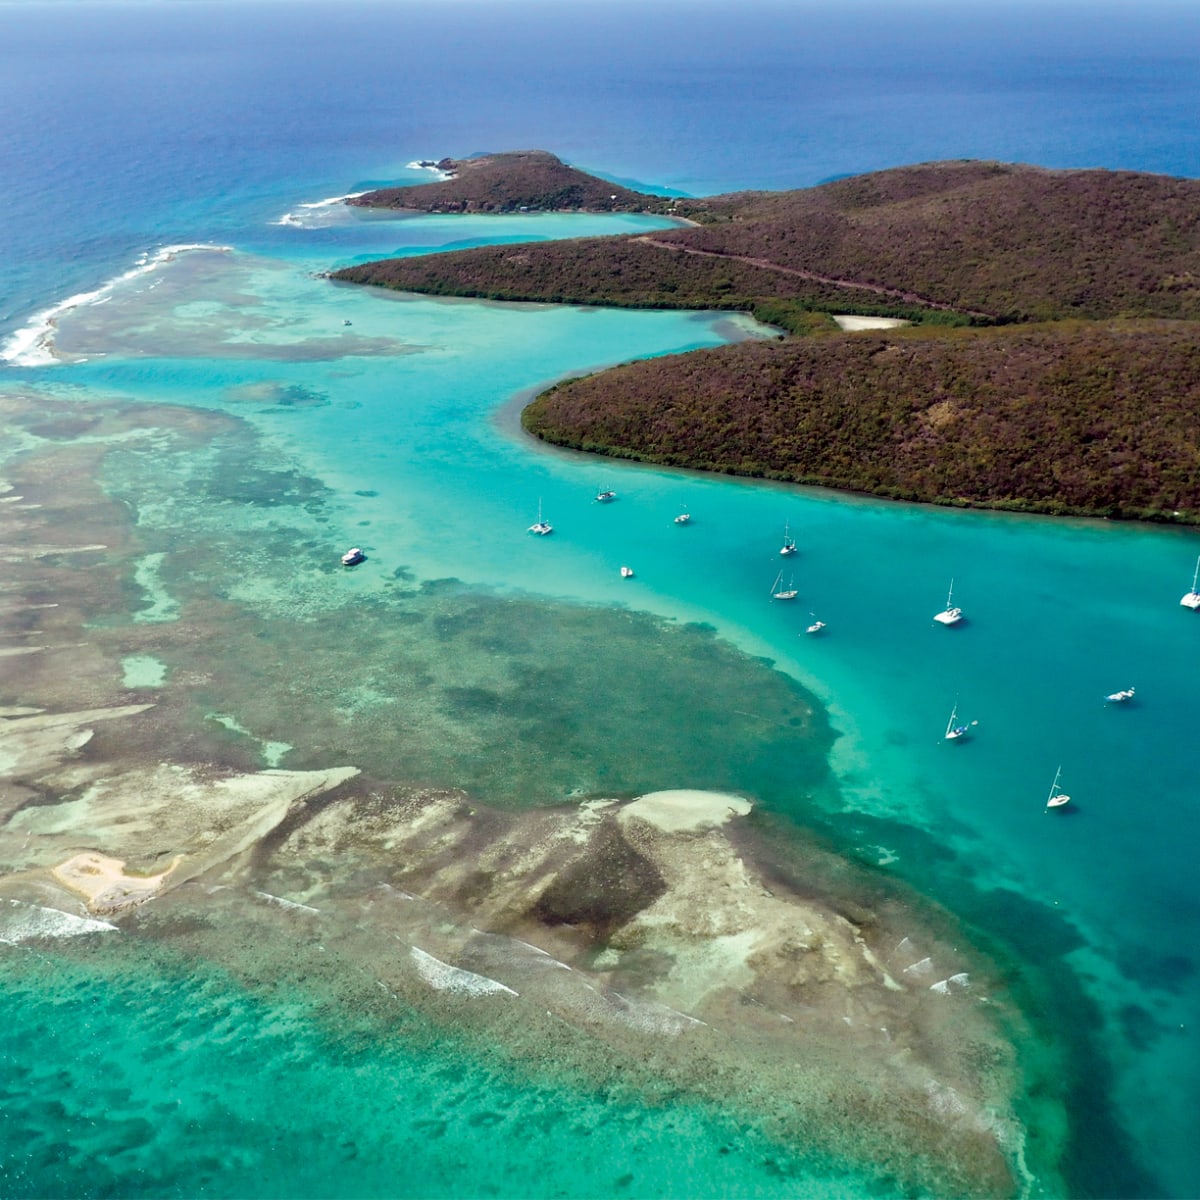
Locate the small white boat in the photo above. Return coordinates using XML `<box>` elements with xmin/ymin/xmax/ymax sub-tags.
<box><xmin>595</xmin><ymin>488</ymin><xmax>617</xmax><ymax>503</ymax></box>
<box><xmin>771</xmin><ymin>570</ymin><xmax>798</xmax><ymax>601</ymax></box>
<box><xmin>674</xmin><ymin>511</ymin><xmax>691</xmax><ymax>525</ymax></box>
<box><xmin>1104</xmin><ymin>687</ymin><xmax>1135</xmax><ymax>703</ymax></box>
<box><xmin>1181</xmin><ymin>556</ymin><xmax>1200</xmax><ymax>609</ymax></box>
<box><xmin>805</xmin><ymin>615</ymin><xmax>826</xmax><ymax>634</ymax></box>
<box><xmin>341</xmin><ymin>547</ymin><xmax>365</xmax><ymax>566</ymax></box>
<box><xmin>620</xmin><ymin>565</ymin><xmax>634</xmax><ymax>579</ymax></box>
<box><xmin>933</xmin><ymin>578</ymin><xmax>963</xmax><ymax>625</ymax></box>
<box><xmin>944</xmin><ymin>702</ymin><xmax>972</xmax><ymax>742</ymax></box>
<box><xmin>780</xmin><ymin>520</ymin><xmax>797</xmax><ymax>556</ymax></box>
<box><xmin>528</xmin><ymin>499</ymin><xmax>552</xmax><ymax>536</ymax></box>
<box><xmin>1045</xmin><ymin>765</ymin><xmax>1071</xmax><ymax>810</ymax></box>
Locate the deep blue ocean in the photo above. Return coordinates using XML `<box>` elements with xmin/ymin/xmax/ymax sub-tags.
<box><xmin>3</xmin><ymin>2</ymin><xmax>1200</xmax><ymax>1197</ymax></box>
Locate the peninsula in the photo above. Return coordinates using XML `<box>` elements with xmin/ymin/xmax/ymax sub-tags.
<box><xmin>334</xmin><ymin>154</ymin><xmax>1200</xmax><ymax>522</ymax></box>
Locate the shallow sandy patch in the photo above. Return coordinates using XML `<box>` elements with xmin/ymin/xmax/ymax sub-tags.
<box><xmin>52</xmin><ymin>851</ymin><xmax>182</xmax><ymax>913</ymax></box>
<box><xmin>831</xmin><ymin>315</ymin><xmax>910</xmax><ymax>331</ymax></box>
<box><xmin>619</xmin><ymin>788</ymin><xmax>751</xmax><ymax>833</ymax></box>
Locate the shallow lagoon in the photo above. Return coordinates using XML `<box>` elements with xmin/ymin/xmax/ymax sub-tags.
<box><xmin>0</xmin><ymin>189</ymin><xmax>1197</xmax><ymax>1199</ymax></box>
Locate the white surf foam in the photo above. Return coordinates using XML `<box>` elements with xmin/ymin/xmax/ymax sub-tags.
<box><xmin>0</xmin><ymin>899</ymin><xmax>118</xmax><ymax>943</ymax></box>
<box><xmin>930</xmin><ymin>972</ymin><xmax>971</xmax><ymax>995</ymax></box>
<box><xmin>410</xmin><ymin>946</ymin><xmax>518</xmax><ymax>997</ymax></box>
<box><xmin>272</xmin><ymin>191</ymin><xmax>369</xmax><ymax>227</ymax></box>
<box><xmin>405</xmin><ymin>160</ymin><xmax>454</xmax><ymax>180</ymax></box>
<box><xmin>1</xmin><ymin>243</ymin><xmax>232</xmax><ymax>367</ymax></box>
<box><xmin>252</xmin><ymin>890</ymin><xmax>320</xmax><ymax>915</ymax></box>
<box><xmin>609</xmin><ymin>990</ymin><xmax>704</xmax><ymax>1035</ymax></box>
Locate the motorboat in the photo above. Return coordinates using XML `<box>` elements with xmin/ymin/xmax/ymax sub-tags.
<box><xmin>620</xmin><ymin>566</ymin><xmax>634</xmax><ymax>579</ymax></box>
<box><xmin>674</xmin><ymin>511</ymin><xmax>691</xmax><ymax>525</ymax></box>
<box><xmin>341</xmin><ymin>547</ymin><xmax>365</xmax><ymax>566</ymax></box>
<box><xmin>805</xmin><ymin>616</ymin><xmax>826</xmax><ymax>634</ymax></box>
<box><xmin>1104</xmin><ymin>687</ymin><xmax>1135</xmax><ymax>703</ymax></box>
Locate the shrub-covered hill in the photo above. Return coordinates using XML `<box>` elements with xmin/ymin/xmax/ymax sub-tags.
<box><xmin>522</xmin><ymin>322</ymin><xmax>1200</xmax><ymax>522</ymax></box>
<box><xmin>348</xmin><ymin>150</ymin><xmax>673</xmax><ymax>215</ymax></box>
<box><xmin>337</xmin><ymin>159</ymin><xmax>1200</xmax><ymax>323</ymax></box>
<box><xmin>331</xmin><ymin>235</ymin><xmax>945</xmax><ymax>334</ymax></box>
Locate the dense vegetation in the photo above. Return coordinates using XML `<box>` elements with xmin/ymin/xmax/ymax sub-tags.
<box><xmin>524</xmin><ymin>322</ymin><xmax>1200</xmax><ymax>522</ymax></box>
<box><xmin>332</xmin><ymin>236</ymin><xmax>958</xmax><ymax>334</ymax></box>
<box><xmin>339</xmin><ymin>159</ymin><xmax>1200</xmax><ymax>324</ymax></box>
<box><xmin>334</xmin><ymin>154</ymin><xmax>1200</xmax><ymax>521</ymax></box>
<box><xmin>349</xmin><ymin>150</ymin><xmax>675</xmax><ymax>215</ymax></box>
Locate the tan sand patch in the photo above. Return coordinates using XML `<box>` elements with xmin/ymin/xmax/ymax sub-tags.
<box><xmin>619</xmin><ymin>788</ymin><xmax>751</xmax><ymax>833</ymax></box>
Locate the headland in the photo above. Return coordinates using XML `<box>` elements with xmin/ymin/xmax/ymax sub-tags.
<box><xmin>334</xmin><ymin>154</ymin><xmax>1200</xmax><ymax>523</ymax></box>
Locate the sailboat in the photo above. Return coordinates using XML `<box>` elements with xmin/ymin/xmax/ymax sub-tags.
<box><xmin>933</xmin><ymin>578</ymin><xmax>963</xmax><ymax>625</ymax></box>
<box><xmin>780</xmin><ymin>521</ymin><xmax>797</xmax><ymax>556</ymax></box>
<box><xmin>527</xmin><ymin>499</ymin><xmax>552</xmax><ymax>536</ymax></box>
<box><xmin>944</xmin><ymin>702</ymin><xmax>972</xmax><ymax>741</ymax></box>
<box><xmin>1045</xmin><ymin>766</ymin><xmax>1071</xmax><ymax>810</ymax></box>
<box><xmin>1181</xmin><ymin>556</ymin><xmax>1200</xmax><ymax>609</ymax></box>
<box><xmin>595</xmin><ymin>486</ymin><xmax>617</xmax><ymax>503</ymax></box>
<box><xmin>771</xmin><ymin>570</ymin><xmax>798</xmax><ymax>601</ymax></box>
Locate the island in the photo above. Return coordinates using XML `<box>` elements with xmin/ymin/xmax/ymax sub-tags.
<box><xmin>335</xmin><ymin>154</ymin><xmax>1200</xmax><ymax>523</ymax></box>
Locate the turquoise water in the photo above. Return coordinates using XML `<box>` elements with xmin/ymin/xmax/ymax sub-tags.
<box><xmin>5</xmin><ymin>1</ymin><xmax>1200</xmax><ymax>1194</ymax></box>
<box><xmin>2</xmin><ymin>196</ymin><xmax>1197</xmax><ymax>1197</ymax></box>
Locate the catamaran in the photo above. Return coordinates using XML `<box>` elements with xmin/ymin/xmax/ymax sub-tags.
<box><xmin>780</xmin><ymin>521</ymin><xmax>797</xmax><ymax>556</ymax></box>
<box><xmin>933</xmin><ymin>579</ymin><xmax>963</xmax><ymax>625</ymax></box>
<box><xmin>1045</xmin><ymin>766</ymin><xmax>1071</xmax><ymax>810</ymax></box>
<box><xmin>771</xmin><ymin>570</ymin><xmax>798</xmax><ymax>600</ymax></box>
<box><xmin>528</xmin><ymin>499</ymin><xmax>552</xmax><ymax>536</ymax></box>
<box><xmin>1181</xmin><ymin>556</ymin><xmax>1200</xmax><ymax>609</ymax></box>
<box><xmin>944</xmin><ymin>702</ymin><xmax>971</xmax><ymax>741</ymax></box>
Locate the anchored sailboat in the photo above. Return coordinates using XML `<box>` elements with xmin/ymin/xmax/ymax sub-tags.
<box><xmin>1045</xmin><ymin>766</ymin><xmax>1071</xmax><ymax>810</ymax></box>
<box><xmin>933</xmin><ymin>578</ymin><xmax>963</xmax><ymax>625</ymax></box>
<box><xmin>944</xmin><ymin>702</ymin><xmax>973</xmax><ymax>742</ymax></box>
<box><xmin>771</xmin><ymin>570</ymin><xmax>798</xmax><ymax>600</ymax></box>
<box><xmin>780</xmin><ymin>521</ymin><xmax>797</xmax><ymax>556</ymax></box>
<box><xmin>1181</xmin><ymin>556</ymin><xmax>1200</xmax><ymax>609</ymax></box>
<box><xmin>528</xmin><ymin>499</ymin><xmax>552</xmax><ymax>536</ymax></box>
